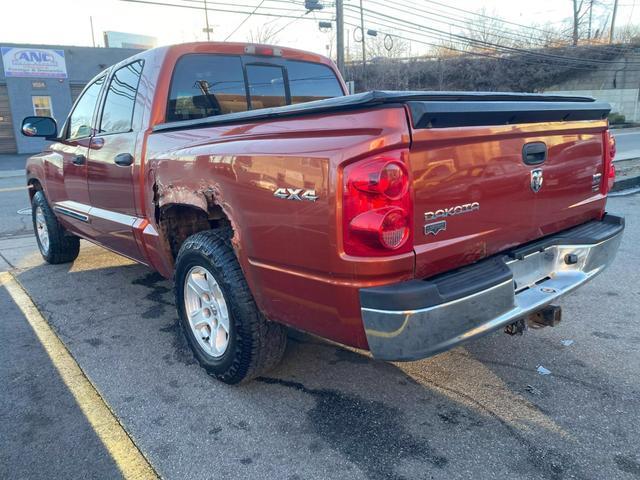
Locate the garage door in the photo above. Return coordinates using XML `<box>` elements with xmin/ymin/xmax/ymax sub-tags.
<box><xmin>0</xmin><ymin>84</ymin><xmax>17</xmax><ymax>154</ymax></box>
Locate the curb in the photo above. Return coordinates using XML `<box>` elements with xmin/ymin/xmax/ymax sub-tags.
<box><xmin>612</xmin><ymin>174</ymin><xmax>640</xmax><ymax>192</ymax></box>
<box><xmin>0</xmin><ymin>169</ymin><xmax>25</xmax><ymax>179</ymax></box>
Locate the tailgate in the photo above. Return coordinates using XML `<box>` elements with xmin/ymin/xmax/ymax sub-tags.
<box><xmin>406</xmin><ymin>99</ymin><xmax>611</xmax><ymax>279</ymax></box>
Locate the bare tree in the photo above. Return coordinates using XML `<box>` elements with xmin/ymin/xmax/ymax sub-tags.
<box><xmin>246</xmin><ymin>24</ymin><xmax>280</xmax><ymax>44</ymax></box>
<box><xmin>463</xmin><ymin>9</ymin><xmax>517</xmax><ymax>50</ymax></box>
<box><xmin>366</xmin><ymin>35</ymin><xmax>409</xmax><ymax>60</ymax></box>
<box><xmin>614</xmin><ymin>24</ymin><xmax>640</xmax><ymax>43</ymax></box>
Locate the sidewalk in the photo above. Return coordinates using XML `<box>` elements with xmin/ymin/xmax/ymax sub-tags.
<box><xmin>0</xmin><ymin>154</ymin><xmax>30</xmax><ymax>172</ymax></box>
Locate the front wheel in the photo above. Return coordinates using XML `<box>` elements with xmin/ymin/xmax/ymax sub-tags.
<box><xmin>174</xmin><ymin>229</ymin><xmax>287</xmax><ymax>384</ymax></box>
<box><xmin>32</xmin><ymin>190</ymin><xmax>80</xmax><ymax>264</ymax></box>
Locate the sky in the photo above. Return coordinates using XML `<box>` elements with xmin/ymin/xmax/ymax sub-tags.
<box><xmin>1</xmin><ymin>0</ymin><xmax>638</xmax><ymax>58</ymax></box>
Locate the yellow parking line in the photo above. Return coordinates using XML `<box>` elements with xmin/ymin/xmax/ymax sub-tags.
<box><xmin>0</xmin><ymin>186</ymin><xmax>27</xmax><ymax>193</ymax></box>
<box><xmin>0</xmin><ymin>271</ymin><xmax>158</xmax><ymax>480</ymax></box>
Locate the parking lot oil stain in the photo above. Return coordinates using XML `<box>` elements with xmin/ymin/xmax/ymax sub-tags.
<box><xmin>85</xmin><ymin>338</ymin><xmax>103</xmax><ymax>348</ymax></box>
<box><xmin>132</xmin><ymin>272</ymin><xmax>173</xmax><ymax>319</ymax></box>
<box><xmin>432</xmin><ymin>403</ymin><xmax>487</xmax><ymax>430</ymax></box>
<box><xmin>258</xmin><ymin>377</ymin><xmax>449</xmax><ymax>479</ymax></box>
<box><xmin>591</xmin><ymin>331</ymin><xmax>620</xmax><ymax>340</ymax></box>
<box><xmin>239</xmin><ymin>457</ymin><xmax>253</xmax><ymax>465</ymax></box>
<box><xmin>614</xmin><ymin>454</ymin><xmax>640</xmax><ymax>477</ymax></box>
<box><xmin>229</xmin><ymin>420</ymin><xmax>250</xmax><ymax>431</ymax></box>
<box><xmin>328</xmin><ymin>348</ymin><xmax>370</xmax><ymax>365</ymax></box>
<box><xmin>159</xmin><ymin>321</ymin><xmax>197</xmax><ymax>367</ymax></box>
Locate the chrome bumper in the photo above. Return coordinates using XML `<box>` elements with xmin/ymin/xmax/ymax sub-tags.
<box><xmin>360</xmin><ymin>214</ymin><xmax>624</xmax><ymax>361</ymax></box>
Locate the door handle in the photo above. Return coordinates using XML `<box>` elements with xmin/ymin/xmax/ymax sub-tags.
<box><xmin>522</xmin><ymin>142</ymin><xmax>547</xmax><ymax>165</ymax></box>
<box><xmin>71</xmin><ymin>154</ymin><xmax>86</xmax><ymax>166</ymax></box>
<box><xmin>114</xmin><ymin>153</ymin><xmax>134</xmax><ymax>166</ymax></box>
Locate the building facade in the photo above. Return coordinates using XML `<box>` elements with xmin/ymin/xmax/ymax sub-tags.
<box><xmin>0</xmin><ymin>43</ymin><xmax>141</xmax><ymax>154</ymax></box>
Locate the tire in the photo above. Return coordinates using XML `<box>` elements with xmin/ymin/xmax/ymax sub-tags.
<box><xmin>32</xmin><ymin>190</ymin><xmax>80</xmax><ymax>264</ymax></box>
<box><xmin>174</xmin><ymin>229</ymin><xmax>287</xmax><ymax>384</ymax></box>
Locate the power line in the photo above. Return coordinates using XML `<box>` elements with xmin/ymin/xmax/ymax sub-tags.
<box><xmin>423</xmin><ymin>0</ymin><xmax>559</xmax><ymax>35</ymax></box>
<box><xmin>342</xmin><ymin>9</ymin><xmax>640</xmax><ymax>71</ymax></box>
<box><xmin>224</xmin><ymin>0</ymin><xmax>267</xmax><ymax>41</ymax></box>
<box><xmin>119</xmin><ymin>0</ymin><xmax>332</xmax><ymax>22</ymax></box>
<box><xmin>344</xmin><ymin>2</ymin><xmax>640</xmax><ymax>67</ymax></box>
<box><xmin>270</xmin><ymin>11</ymin><xmax>310</xmax><ymax>38</ymax></box>
<box><xmin>384</xmin><ymin>0</ymin><xmax>636</xmax><ymax>55</ymax></box>
<box><xmin>360</xmin><ymin>0</ymin><xmax>640</xmax><ymax>65</ymax></box>
<box><xmin>176</xmin><ymin>0</ymin><xmax>311</xmax><ymax>13</ymax></box>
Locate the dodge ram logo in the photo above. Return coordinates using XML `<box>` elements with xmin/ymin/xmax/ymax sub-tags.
<box><xmin>530</xmin><ymin>169</ymin><xmax>543</xmax><ymax>193</ymax></box>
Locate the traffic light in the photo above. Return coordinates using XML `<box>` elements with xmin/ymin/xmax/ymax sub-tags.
<box><xmin>305</xmin><ymin>0</ymin><xmax>323</xmax><ymax>11</ymax></box>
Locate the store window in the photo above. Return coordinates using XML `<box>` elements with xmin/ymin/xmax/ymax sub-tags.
<box><xmin>32</xmin><ymin>96</ymin><xmax>53</xmax><ymax>118</ymax></box>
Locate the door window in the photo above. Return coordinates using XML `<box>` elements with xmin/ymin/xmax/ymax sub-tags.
<box><xmin>32</xmin><ymin>96</ymin><xmax>53</xmax><ymax>117</ymax></box>
<box><xmin>67</xmin><ymin>76</ymin><xmax>105</xmax><ymax>140</ymax></box>
<box><xmin>167</xmin><ymin>54</ymin><xmax>248</xmax><ymax>122</ymax></box>
<box><xmin>100</xmin><ymin>61</ymin><xmax>144</xmax><ymax>134</ymax></box>
<box><xmin>245</xmin><ymin>64</ymin><xmax>287</xmax><ymax>109</ymax></box>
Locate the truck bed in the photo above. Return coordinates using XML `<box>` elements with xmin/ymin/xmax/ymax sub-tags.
<box><xmin>153</xmin><ymin>90</ymin><xmax>610</xmax><ymax>132</ymax></box>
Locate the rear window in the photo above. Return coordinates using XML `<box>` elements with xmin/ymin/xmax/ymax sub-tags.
<box><xmin>166</xmin><ymin>54</ymin><xmax>343</xmax><ymax>123</ymax></box>
<box><xmin>246</xmin><ymin>64</ymin><xmax>287</xmax><ymax>109</ymax></box>
<box><xmin>287</xmin><ymin>60</ymin><xmax>344</xmax><ymax>104</ymax></box>
<box><xmin>167</xmin><ymin>55</ymin><xmax>248</xmax><ymax>122</ymax></box>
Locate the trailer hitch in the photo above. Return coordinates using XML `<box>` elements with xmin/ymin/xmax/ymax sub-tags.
<box><xmin>504</xmin><ymin>305</ymin><xmax>562</xmax><ymax>335</ymax></box>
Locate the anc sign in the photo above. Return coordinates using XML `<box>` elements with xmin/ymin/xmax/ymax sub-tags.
<box><xmin>1</xmin><ymin>47</ymin><xmax>67</xmax><ymax>79</ymax></box>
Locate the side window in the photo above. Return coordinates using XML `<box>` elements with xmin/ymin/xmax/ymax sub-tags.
<box><xmin>100</xmin><ymin>61</ymin><xmax>143</xmax><ymax>134</ymax></box>
<box><xmin>67</xmin><ymin>76</ymin><xmax>105</xmax><ymax>140</ymax></box>
<box><xmin>246</xmin><ymin>64</ymin><xmax>286</xmax><ymax>109</ymax></box>
<box><xmin>167</xmin><ymin>55</ymin><xmax>248</xmax><ymax>122</ymax></box>
<box><xmin>286</xmin><ymin>61</ymin><xmax>344</xmax><ymax>104</ymax></box>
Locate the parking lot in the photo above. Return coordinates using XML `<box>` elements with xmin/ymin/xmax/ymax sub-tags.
<box><xmin>1</xmin><ymin>166</ymin><xmax>640</xmax><ymax>479</ymax></box>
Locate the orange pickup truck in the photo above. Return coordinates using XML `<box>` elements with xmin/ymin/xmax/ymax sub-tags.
<box><xmin>21</xmin><ymin>42</ymin><xmax>623</xmax><ymax>383</ymax></box>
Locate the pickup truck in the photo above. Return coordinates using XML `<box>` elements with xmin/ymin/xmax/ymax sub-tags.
<box><xmin>21</xmin><ymin>42</ymin><xmax>624</xmax><ymax>384</ymax></box>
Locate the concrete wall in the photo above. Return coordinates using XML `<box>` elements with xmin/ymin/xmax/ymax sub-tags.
<box><xmin>545</xmin><ymin>88</ymin><xmax>639</xmax><ymax>122</ymax></box>
<box><xmin>546</xmin><ymin>49</ymin><xmax>640</xmax><ymax>91</ymax></box>
<box><xmin>544</xmin><ymin>47</ymin><xmax>640</xmax><ymax>123</ymax></box>
<box><xmin>0</xmin><ymin>43</ymin><xmax>141</xmax><ymax>153</ymax></box>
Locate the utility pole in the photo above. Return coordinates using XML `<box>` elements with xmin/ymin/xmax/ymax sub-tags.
<box><xmin>203</xmin><ymin>0</ymin><xmax>212</xmax><ymax>41</ymax></box>
<box><xmin>336</xmin><ymin>0</ymin><xmax>345</xmax><ymax>74</ymax></box>
<box><xmin>89</xmin><ymin>16</ymin><xmax>96</xmax><ymax>47</ymax></box>
<box><xmin>610</xmin><ymin>0</ymin><xmax>619</xmax><ymax>44</ymax></box>
<box><xmin>588</xmin><ymin>0</ymin><xmax>593</xmax><ymax>40</ymax></box>
<box><xmin>359</xmin><ymin>0</ymin><xmax>366</xmax><ymax>89</ymax></box>
<box><xmin>572</xmin><ymin>0</ymin><xmax>579</xmax><ymax>46</ymax></box>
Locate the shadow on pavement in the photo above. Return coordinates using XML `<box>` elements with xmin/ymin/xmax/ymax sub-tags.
<box><xmin>12</xmin><ymin>241</ymin><xmax>640</xmax><ymax>480</ymax></box>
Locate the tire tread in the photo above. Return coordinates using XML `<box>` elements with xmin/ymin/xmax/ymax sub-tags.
<box><xmin>175</xmin><ymin>228</ymin><xmax>286</xmax><ymax>384</ymax></box>
<box><xmin>32</xmin><ymin>191</ymin><xmax>80</xmax><ymax>264</ymax></box>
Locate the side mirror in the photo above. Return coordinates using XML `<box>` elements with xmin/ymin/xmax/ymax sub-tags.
<box><xmin>21</xmin><ymin>116</ymin><xmax>58</xmax><ymax>140</ymax></box>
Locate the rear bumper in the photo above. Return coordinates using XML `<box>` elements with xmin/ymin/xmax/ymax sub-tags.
<box><xmin>360</xmin><ymin>214</ymin><xmax>625</xmax><ymax>361</ymax></box>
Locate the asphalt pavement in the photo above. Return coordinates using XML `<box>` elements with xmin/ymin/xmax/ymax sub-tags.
<box><xmin>0</xmin><ymin>285</ymin><xmax>122</xmax><ymax>479</ymax></box>
<box><xmin>612</xmin><ymin>127</ymin><xmax>640</xmax><ymax>161</ymax></box>
<box><xmin>1</xmin><ymin>165</ymin><xmax>640</xmax><ymax>479</ymax></box>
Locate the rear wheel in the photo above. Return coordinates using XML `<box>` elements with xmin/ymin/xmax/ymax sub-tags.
<box><xmin>174</xmin><ymin>229</ymin><xmax>287</xmax><ymax>384</ymax></box>
<box><xmin>31</xmin><ymin>190</ymin><xmax>80</xmax><ymax>264</ymax></box>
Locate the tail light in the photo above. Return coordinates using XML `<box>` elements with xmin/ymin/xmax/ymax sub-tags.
<box><xmin>602</xmin><ymin>130</ymin><xmax>616</xmax><ymax>194</ymax></box>
<box><xmin>342</xmin><ymin>149</ymin><xmax>412</xmax><ymax>256</ymax></box>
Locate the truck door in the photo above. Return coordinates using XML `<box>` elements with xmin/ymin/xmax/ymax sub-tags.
<box><xmin>86</xmin><ymin>60</ymin><xmax>145</xmax><ymax>262</ymax></box>
<box><xmin>54</xmin><ymin>75</ymin><xmax>106</xmax><ymax>238</ymax></box>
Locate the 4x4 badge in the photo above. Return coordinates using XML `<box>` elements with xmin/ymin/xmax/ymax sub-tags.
<box><xmin>531</xmin><ymin>168</ymin><xmax>543</xmax><ymax>193</ymax></box>
<box><xmin>273</xmin><ymin>187</ymin><xmax>318</xmax><ymax>201</ymax></box>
